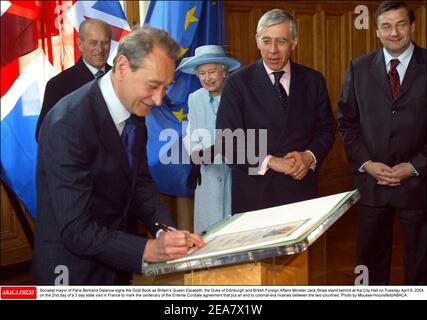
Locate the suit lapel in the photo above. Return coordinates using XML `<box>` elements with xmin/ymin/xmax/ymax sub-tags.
<box><xmin>397</xmin><ymin>45</ymin><xmax>425</xmax><ymax>100</ymax></box>
<box><xmin>76</xmin><ymin>57</ymin><xmax>96</xmax><ymax>83</ymax></box>
<box><xmin>252</xmin><ymin>60</ymin><xmax>289</xmax><ymax>154</ymax></box>
<box><xmin>105</xmin><ymin>63</ymin><xmax>112</xmax><ymax>73</ymax></box>
<box><xmin>287</xmin><ymin>62</ymin><xmax>305</xmax><ymax>123</ymax></box>
<box><xmin>89</xmin><ymin>82</ymin><xmax>133</xmax><ymax>180</ymax></box>
<box><xmin>369</xmin><ymin>49</ymin><xmax>393</xmax><ymax>101</ymax></box>
<box><xmin>252</xmin><ymin>60</ymin><xmax>286</xmax><ymax>118</ymax></box>
<box><xmin>77</xmin><ymin>58</ymin><xmax>112</xmax><ymax>83</ymax></box>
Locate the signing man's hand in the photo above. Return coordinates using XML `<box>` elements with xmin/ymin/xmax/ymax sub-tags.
<box><xmin>143</xmin><ymin>230</ymin><xmax>205</xmax><ymax>262</ymax></box>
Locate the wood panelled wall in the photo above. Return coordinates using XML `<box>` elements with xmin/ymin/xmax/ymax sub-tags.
<box><xmin>0</xmin><ymin>183</ymin><xmax>34</xmax><ymax>267</ymax></box>
<box><xmin>222</xmin><ymin>0</ymin><xmax>426</xmax><ymax>284</ymax></box>
<box><xmin>1</xmin><ymin>1</ymin><xmax>425</xmax><ymax>284</ymax></box>
<box><xmin>223</xmin><ymin>0</ymin><xmax>426</xmax><ymax>196</ymax></box>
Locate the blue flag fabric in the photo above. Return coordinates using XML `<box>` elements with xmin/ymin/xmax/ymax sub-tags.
<box><xmin>1</xmin><ymin>84</ymin><xmax>39</xmax><ymax>217</ymax></box>
<box><xmin>144</xmin><ymin>0</ymin><xmax>225</xmax><ymax>196</ymax></box>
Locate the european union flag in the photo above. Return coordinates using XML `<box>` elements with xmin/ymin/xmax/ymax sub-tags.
<box><xmin>144</xmin><ymin>0</ymin><xmax>224</xmax><ymax>196</ymax></box>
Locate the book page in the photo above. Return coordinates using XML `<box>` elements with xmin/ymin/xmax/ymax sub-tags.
<box><xmin>206</xmin><ymin>191</ymin><xmax>350</xmax><ymax>240</ymax></box>
<box><xmin>168</xmin><ymin>191</ymin><xmax>354</xmax><ymax>264</ymax></box>
<box><xmin>171</xmin><ymin>218</ymin><xmax>311</xmax><ymax>263</ymax></box>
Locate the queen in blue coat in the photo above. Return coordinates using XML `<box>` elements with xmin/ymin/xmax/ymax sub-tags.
<box><xmin>178</xmin><ymin>45</ymin><xmax>240</xmax><ymax>233</ymax></box>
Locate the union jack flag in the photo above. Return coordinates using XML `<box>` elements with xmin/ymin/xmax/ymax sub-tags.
<box><xmin>0</xmin><ymin>1</ymin><xmax>130</xmax><ymax>217</ymax></box>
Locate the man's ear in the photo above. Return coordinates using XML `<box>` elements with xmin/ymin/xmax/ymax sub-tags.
<box><xmin>291</xmin><ymin>37</ymin><xmax>298</xmax><ymax>51</ymax></box>
<box><xmin>255</xmin><ymin>35</ymin><xmax>261</xmax><ymax>50</ymax></box>
<box><xmin>411</xmin><ymin>22</ymin><xmax>415</xmax><ymax>34</ymax></box>
<box><xmin>77</xmin><ymin>37</ymin><xmax>83</xmax><ymax>53</ymax></box>
<box><xmin>115</xmin><ymin>55</ymin><xmax>129</xmax><ymax>79</ymax></box>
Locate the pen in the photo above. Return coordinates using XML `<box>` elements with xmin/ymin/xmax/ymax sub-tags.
<box><xmin>155</xmin><ymin>221</ymin><xmax>173</xmax><ymax>232</ymax></box>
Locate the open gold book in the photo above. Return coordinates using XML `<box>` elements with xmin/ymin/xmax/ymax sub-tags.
<box><xmin>168</xmin><ymin>190</ymin><xmax>359</xmax><ymax>264</ymax></box>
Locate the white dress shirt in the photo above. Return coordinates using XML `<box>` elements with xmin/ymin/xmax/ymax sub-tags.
<box><xmin>258</xmin><ymin>60</ymin><xmax>317</xmax><ymax>175</ymax></box>
<box><xmin>359</xmin><ymin>43</ymin><xmax>418</xmax><ymax>175</ymax></box>
<box><xmin>83</xmin><ymin>58</ymin><xmax>106</xmax><ymax>77</ymax></box>
<box><xmin>98</xmin><ymin>70</ymin><xmax>130</xmax><ymax>135</ymax></box>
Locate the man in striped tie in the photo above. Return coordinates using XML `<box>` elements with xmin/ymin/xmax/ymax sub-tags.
<box><xmin>338</xmin><ymin>1</ymin><xmax>426</xmax><ymax>285</ymax></box>
<box><xmin>33</xmin><ymin>26</ymin><xmax>204</xmax><ymax>285</ymax></box>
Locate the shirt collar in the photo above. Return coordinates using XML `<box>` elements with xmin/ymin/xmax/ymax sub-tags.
<box><xmin>262</xmin><ymin>59</ymin><xmax>291</xmax><ymax>76</ymax></box>
<box><xmin>82</xmin><ymin>58</ymin><xmax>105</xmax><ymax>77</ymax></box>
<box><xmin>383</xmin><ymin>42</ymin><xmax>414</xmax><ymax>69</ymax></box>
<box><xmin>99</xmin><ymin>70</ymin><xmax>130</xmax><ymax>129</ymax></box>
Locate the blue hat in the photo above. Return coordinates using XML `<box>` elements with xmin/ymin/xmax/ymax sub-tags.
<box><xmin>176</xmin><ymin>45</ymin><xmax>240</xmax><ymax>75</ymax></box>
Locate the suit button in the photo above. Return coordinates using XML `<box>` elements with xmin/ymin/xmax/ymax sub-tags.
<box><xmin>217</xmin><ymin>177</ymin><xmax>222</xmax><ymax>182</ymax></box>
<box><xmin>391</xmin><ymin>110</ymin><xmax>397</xmax><ymax>115</ymax></box>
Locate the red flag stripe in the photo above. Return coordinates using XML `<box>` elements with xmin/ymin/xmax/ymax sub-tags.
<box><xmin>6</xmin><ymin>3</ymin><xmax>40</xmax><ymax>20</ymax></box>
<box><xmin>111</xmin><ymin>23</ymin><xmax>130</xmax><ymax>42</ymax></box>
<box><xmin>0</xmin><ymin>59</ymin><xmax>20</xmax><ymax>97</ymax></box>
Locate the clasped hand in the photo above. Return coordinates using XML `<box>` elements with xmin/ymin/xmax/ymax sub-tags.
<box><xmin>268</xmin><ymin>151</ymin><xmax>314</xmax><ymax>180</ymax></box>
<box><xmin>363</xmin><ymin>161</ymin><xmax>413</xmax><ymax>186</ymax></box>
<box><xmin>143</xmin><ymin>230</ymin><xmax>205</xmax><ymax>262</ymax></box>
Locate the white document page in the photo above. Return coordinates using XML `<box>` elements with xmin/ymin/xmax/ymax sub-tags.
<box><xmin>206</xmin><ymin>191</ymin><xmax>350</xmax><ymax>239</ymax></box>
<box><xmin>169</xmin><ymin>191</ymin><xmax>352</xmax><ymax>263</ymax></box>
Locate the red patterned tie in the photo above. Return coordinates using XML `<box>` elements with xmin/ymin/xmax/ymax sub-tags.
<box><xmin>388</xmin><ymin>59</ymin><xmax>400</xmax><ymax>99</ymax></box>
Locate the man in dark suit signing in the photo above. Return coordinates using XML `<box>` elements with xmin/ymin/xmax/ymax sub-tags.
<box><xmin>338</xmin><ymin>1</ymin><xmax>426</xmax><ymax>284</ymax></box>
<box><xmin>216</xmin><ymin>9</ymin><xmax>336</xmax><ymax>214</ymax></box>
<box><xmin>35</xmin><ymin>18</ymin><xmax>112</xmax><ymax>140</ymax></box>
<box><xmin>32</xmin><ymin>26</ymin><xmax>204</xmax><ymax>285</ymax></box>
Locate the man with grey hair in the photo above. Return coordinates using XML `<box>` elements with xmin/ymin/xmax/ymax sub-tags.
<box><xmin>32</xmin><ymin>25</ymin><xmax>205</xmax><ymax>285</ymax></box>
<box><xmin>36</xmin><ymin>18</ymin><xmax>113</xmax><ymax>140</ymax></box>
<box><xmin>216</xmin><ymin>9</ymin><xmax>336</xmax><ymax>214</ymax></box>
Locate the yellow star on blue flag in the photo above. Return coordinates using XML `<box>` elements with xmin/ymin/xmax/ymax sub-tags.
<box><xmin>185</xmin><ymin>7</ymin><xmax>199</xmax><ymax>30</ymax></box>
<box><xmin>172</xmin><ymin>108</ymin><xmax>188</xmax><ymax>123</ymax></box>
<box><xmin>144</xmin><ymin>1</ymin><xmax>225</xmax><ymax>196</ymax></box>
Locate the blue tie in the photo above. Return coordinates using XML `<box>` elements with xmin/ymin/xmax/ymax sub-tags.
<box><xmin>121</xmin><ymin>115</ymin><xmax>136</xmax><ymax>167</ymax></box>
<box><xmin>272</xmin><ymin>71</ymin><xmax>288</xmax><ymax>106</ymax></box>
<box><xmin>95</xmin><ymin>69</ymin><xmax>104</xmax><ymax>79</ymax></box>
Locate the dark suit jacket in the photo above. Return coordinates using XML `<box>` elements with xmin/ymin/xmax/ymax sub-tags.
<box><xmin>35</xmin><ymin>57</ymin><xmax>111</xmax><ymax>140</ymax></box>
<box><xmin>338</xmin><ymin>44</ymin><xmax>427</xmax><ymax>209</ymax></box>
<box><xmin>216</xmin><ymin>60</ymin><xmax>336</xmax><ymax>214</ymax></box>
<box><xmin>32</xmin><ymin>80</ymin><xmax>174</xmax><ymax>285</ymax></box>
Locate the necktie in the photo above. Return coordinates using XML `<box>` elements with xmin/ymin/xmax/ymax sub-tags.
<box><xmin>121</xmin><ymin>115</ymin><xmax>136</xmax><ymax>167</ymax></box>
<box><xmin>388</xmin><ymin>59</ymin><xmax>400</xmax><ymax>99</ymax></box>
<box><xmin>95</xmin><ymin>69</ymin><xmax>104</xmax><ymax>79</ymax></box>
<box><xmin>272</xmin><ymin>71</ymin><xmax>288</xmax><ymax>106</ymax></box>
